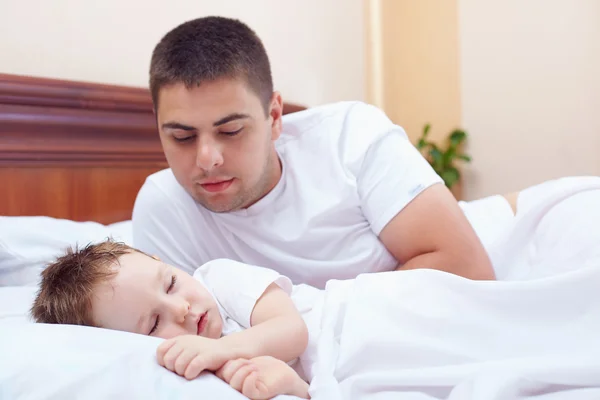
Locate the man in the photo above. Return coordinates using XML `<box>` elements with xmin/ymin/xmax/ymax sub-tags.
<box><xmin>132</xmin><ymin>16</ymin><xmax>495</xmax><ymax>289</ymax></box>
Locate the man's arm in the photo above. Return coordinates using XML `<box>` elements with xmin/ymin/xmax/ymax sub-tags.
<box><xmin>379</xmin><ymin>183</ymin><xmax>495</xmax><ymax>280</ymax></box>
<box><xmin>341</xmin><ymin>103</ymin><xmax>494</xmax><ymax>280</ymax></box>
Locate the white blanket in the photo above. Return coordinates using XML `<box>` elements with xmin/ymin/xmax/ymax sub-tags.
<box><xmin>307</xmin><ymin>176</ymin><xmax>600</xmax><ymax>400</ymax></box>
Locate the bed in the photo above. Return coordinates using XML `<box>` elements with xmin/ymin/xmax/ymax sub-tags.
<box><xmin>0</xmin><ymin>73</ymin><xmax>305</xmax><ymax>399</ymax></box>
<box><xmin>0</xmin><ymin>73</ymin><xmax>305</xmax><ymax>224</ymax></box>
<box><xmin>3</xmin><ymin>73</ymin><xmax>600</xmax><ymax>400</ymax></box>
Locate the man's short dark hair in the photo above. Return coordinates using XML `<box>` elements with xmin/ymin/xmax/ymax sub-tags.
<box><xmin>149</xmin><ymin>16</ymin><xmax>273</xmax><ymax>114</ymax></box>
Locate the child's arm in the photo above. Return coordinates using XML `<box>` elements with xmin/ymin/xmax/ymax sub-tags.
<box><xmin>218</xmin><ymin>282</ymin><xmax>308</xmax><ymax>363</ymax></box>
<box><xmin>157</xmin><ymin>282</ymin><xmax>308</xmax><ymax>380</ymax></box>
<box><xmin>216</xmin><ymin>356</ymin><xmax>310</xmax><ymax>399</ymax></box>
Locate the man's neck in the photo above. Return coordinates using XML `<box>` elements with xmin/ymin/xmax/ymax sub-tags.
<box><xmin>242</xmin><ymin>149</ymin><xmax>282</xmax><ymax>210</ymax></box>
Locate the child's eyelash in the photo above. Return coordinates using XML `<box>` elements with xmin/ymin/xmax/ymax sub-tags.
<box><xmin>168</xmin><ymin>275</ymin><xmax>177</xmax><ymax>292</ymax></box>
<box><xmin>149</xmin><ymin>316</ymin><xmax>159</xmax><ymax>335</ymax></box>
<box><xmin>148</xmin><ymin>275</ymin><xmax>177</xmax><ymax>336</ymax></box>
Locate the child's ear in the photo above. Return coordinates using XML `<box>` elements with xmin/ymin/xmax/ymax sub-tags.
<box><xmin>152</xmin><ymin>255</ymin><xmax>161</xmax><ymax>261</ymax></box>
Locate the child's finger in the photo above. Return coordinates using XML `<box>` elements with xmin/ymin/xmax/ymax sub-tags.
<box><xmin>156</xmin><ymin>339</ymin><xmax>177</xmax><ymax>366</ymax></box>
<box><xmin>218</xmin><ymin>359</ymin><xmax>251</xmax><ymax>382</ymax></box>
<box><xmin>215</xmin><ymin>361</ymin><xmax>233</xmax><ymax>380</ymax></box>
<box><xmin>242</xmin><ymin>371</ymin><xmax>265</xmax><ymax>399</ymax></box>
<box><xmin>162</xmin><ymin>344</ymin><xmax>185</xmax><ymax>372</ymax></box>
<box><xmin>183</xmin><ymin>354</ymin><xmax>209</xmax><ymax>380</ymax></box>
<box><xmin>229</xmin><ymin>364</ymin><xmax>257</xmax><ymax>392</ymax></box>
<box><xmin>174</xmin><ymin>349</ymin><xmax>198</xmax><ymax>377</ymax></box>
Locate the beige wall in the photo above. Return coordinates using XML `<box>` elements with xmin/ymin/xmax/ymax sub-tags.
<box><xmin>365</xmin><ymin>0</ymin><xmax>461</xmax><ymax>144</ymax></box>
<box><xmin>0</xmin><ymin>0</ymin><xmax>364</xmax><ymax>107</ymax></box>
<box><xmin>459</xmin><ymin>0</ymin><xmax>600</xmax><ymax>199</ymax></box>
<box><xmin>367</xmin><ymin>0</ymin><xmax>600</xmax><ymax>200</ymax></box>
<box><xmin>4</xmin><ymin>1</ymin><xmax>599</xmax><ymax>201</ymax></box>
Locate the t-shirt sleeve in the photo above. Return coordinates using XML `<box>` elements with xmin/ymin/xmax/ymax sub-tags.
<box><xmin>194</xmin><ymin>259</ymin><xmax>293</xmax><ymax>329</ymax></box>
<box><xmin>343</xmin><ymin>103</ymin><xmax>444</xmax><ymax>235</ymax></box>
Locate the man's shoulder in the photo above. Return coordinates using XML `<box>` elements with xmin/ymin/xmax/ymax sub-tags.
<box><xmin>277</xmin><ymin>100</ymin><xmax>401</xmax><ymax>164</ymax></box>
<box><xmin>280</xmin><ymin>100</ymin><xmax>396</xmax><ymax>141</ymax></box>
<box><xmin>292</xmin><ymin>100</ymin><xmax>365</xmax><ymax>118</ymax></box>
<box><xmin>281</xmin><ymin>101</ymin><xmax>372</xmax><ymax>134</ymax></box>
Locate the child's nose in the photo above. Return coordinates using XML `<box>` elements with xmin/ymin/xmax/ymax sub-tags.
<box><xmin>179</xmin><ymin>302</ymin><xmax>190</xmax><ymax>322</ymax></box>
<box><xmin>170</xmin><ymin>299</ymin><xmax>190</xmax><ymax>323</ymax></box>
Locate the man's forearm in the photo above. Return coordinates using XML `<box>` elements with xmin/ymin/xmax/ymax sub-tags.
<box><xmin>396</xmin><ymin>250</ymin><xmax>496</xmax><ymax>280</ymax></box>
<box><xmin>218</xmin><ymin>314</ymin><xmax>309</xmax><ymax>363</ymax></box>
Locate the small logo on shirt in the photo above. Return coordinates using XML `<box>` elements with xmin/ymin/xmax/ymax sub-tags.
<box><xmin>409</xmin><ymin>184</ymin><xmax>425</xmax><ymax>197</ymax></box>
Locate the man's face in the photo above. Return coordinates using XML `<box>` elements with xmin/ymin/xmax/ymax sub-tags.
<box><xmin>91</xmin><ymin>252</ymin><xmax>222</xmax><ymax>340</ymax></box>
<box><xmin>156</xmin><ymin>78</ymin><xmax>283</xmax><ymax>212</ymax></box>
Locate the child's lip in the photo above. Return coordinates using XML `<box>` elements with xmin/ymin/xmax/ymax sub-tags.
<box><xmin>197</xmin><ymin>312</ymin><xmax>207</xmax><ymax>335</ymax></box>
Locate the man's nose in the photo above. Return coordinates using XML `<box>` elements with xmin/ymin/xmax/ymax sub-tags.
<box><xmin>196</xmin><ymin>139</ymin><xmax>224</xmax><ymax>171</ymax></box>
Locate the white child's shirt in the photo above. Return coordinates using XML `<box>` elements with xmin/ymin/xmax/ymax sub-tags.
<box><xmin>133</xmin><ymin>101</ymin><xmax>443</xmax><ymax>289</ymax></box>
<box><xmin>193</xmin><ymin>258</ymin><xmax>323</xmax><ymax>380</ymax></box>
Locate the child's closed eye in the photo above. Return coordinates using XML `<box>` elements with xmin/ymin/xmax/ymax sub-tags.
<box><xmin>149</xmin><ymin>275</ymin><xmax>178</xmax><ymax>335</ymax></box>
<box><xmin>168</xmin><ymin>275</ymin><xmax>177</xmax><ymax>292</ymax></box>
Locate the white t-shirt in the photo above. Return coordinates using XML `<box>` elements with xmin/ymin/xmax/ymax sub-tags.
<box><xmin>133</xmin><ymin>101</ymin><xmax>443</xmax><ymax>288</ymax></box>
<box><xmin>193</xmin><ymin>258</ymin><xmax>323</xmax><ymax>380</ymax></box>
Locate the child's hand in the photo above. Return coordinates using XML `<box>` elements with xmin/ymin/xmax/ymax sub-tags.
<box><xmin>156</xmin><ymin>335</ymin><xmax>231</xmax><ymax>380</ymax></box>
<box><xmin>216</xmin><ymin>356</ymin><xmax>310</xmax><ymax>399</ymax></box>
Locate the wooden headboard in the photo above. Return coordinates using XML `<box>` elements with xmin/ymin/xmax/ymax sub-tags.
<box><xmin>0</xmin><ymin>74</ymin><xmax>306</xmax><ymax>224</ymax></box>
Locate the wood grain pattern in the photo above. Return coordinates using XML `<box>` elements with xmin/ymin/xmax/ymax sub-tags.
<box><xmin>0</xmin><ymin>73</ymin><xmax>165</xmax><ymax>167</ymax></box>
<box><xmin>0</xmin><ymin>73</ymin><xmax>307</xmax><ymax>224</ymax></box>
<box><xmin>0</xmin><ymin>74</ymin><xmax>167</xmax><ymax>223</ymax></box>
<box><xmin>0</xmin><ymin>167</ymin><xmax>157</xmax><ymax>224</ymax></box>
<box><xmin>0</xmin><ymin>73</ymin><xmax>152</xmax><ymax>112</ymax></box>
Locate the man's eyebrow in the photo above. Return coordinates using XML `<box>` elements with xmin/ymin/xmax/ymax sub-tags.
<box><xmin>161</xmin><ymin>114</ymin><xmax>250</xmax><ymax>131</ymax></box>
<box><xmin>213</xmin><ymin>113</ymin><xmax>250</xmax><ymax>127</ymax></box>
<box><xmin>161</xmin><ymin>122</ymin><xmax>196</xmax><ymax>131</ymax></box>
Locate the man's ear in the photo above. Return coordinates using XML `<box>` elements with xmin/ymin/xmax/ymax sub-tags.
<box><xmin>269</xmin><ymin>91</ymin><xmax>283</xmax><ymax>140</ymax></box>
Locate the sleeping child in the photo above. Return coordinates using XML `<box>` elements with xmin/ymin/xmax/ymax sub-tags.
<box><xmin>30</xmin><ymin>239</ymin><xmax>319</xmax><ymax>400</ymax></box>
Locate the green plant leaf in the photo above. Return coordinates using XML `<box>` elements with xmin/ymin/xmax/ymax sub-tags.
<box><xmin>423</xmin><ymin>123</ymin><xmax>431</xmax><ymax>138</ymax></box>
<box><xmin>449</xmin><ymin>130</ymin><xmax>467</xmax><ymax>147</ymax></box>
<box><xmin>441</xmin><ymin>166</ymin><xmax>460</xmax><ymax>188</ymax></box>
<box><xmin>443</xmin><ymin>147</ymin><xmax>456</xmax><ymax>167</ymax></box>
<box><xmin>417</xmin><ymin>125</ymin><xmax>472</xmax><ymax>176</ymax></box>
<box><xmin>429</xmin><ymin>147</ymin><xmax>443</xmax><ymax>170</ymax></box>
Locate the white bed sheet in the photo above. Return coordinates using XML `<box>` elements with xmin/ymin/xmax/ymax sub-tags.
<box><xmin>304</xmin><ymin>177</ymin><xmax>600</xmax><ymax>399</ymax></box>
<box><xmin>2</xmin><ymin>176</ymin><xmax>599</xmax><ymax>400</ymax></box>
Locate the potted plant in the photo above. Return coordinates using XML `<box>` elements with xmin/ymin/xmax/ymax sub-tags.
<box><xmin>416</xmin><ymin>124</ymin><xmax>472</xmax><ymax>197</ymax></box>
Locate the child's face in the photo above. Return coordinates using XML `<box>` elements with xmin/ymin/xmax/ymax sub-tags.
<box><xmin>91</xmin><ymin>251</ymin><xmax>222</xmax><ymax>339</ymax></box>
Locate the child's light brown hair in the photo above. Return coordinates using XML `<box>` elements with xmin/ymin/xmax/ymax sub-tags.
<box><xmin>30</xmin><ymin>239</ymin><xmax>145</xmax><ymax>327</ymax></box>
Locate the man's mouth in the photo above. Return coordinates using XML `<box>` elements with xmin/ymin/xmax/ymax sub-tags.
<box><xmin>197</xmin><ymin>312</ymin><xmax>208</xmax><ymax>335</ymax></box>
<box><xmin>199</xmin><ymin>178</ymin><xmax>234</xmax><ymax>193</ymax></box>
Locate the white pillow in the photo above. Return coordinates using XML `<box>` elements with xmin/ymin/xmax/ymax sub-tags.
<box><xmin>0</xmin><ymin>216</ymin><xmax>133</xmax><ymax>286</ymax></box>
<box><xmin>0</xmin><ymin>318</ymin><xmax>249</xmax><ymax>399</ymax></box>
<box><xmin>0</xmin><ymin>287</ymin><xmax>299</xmax><ymax>400</ymax></box>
